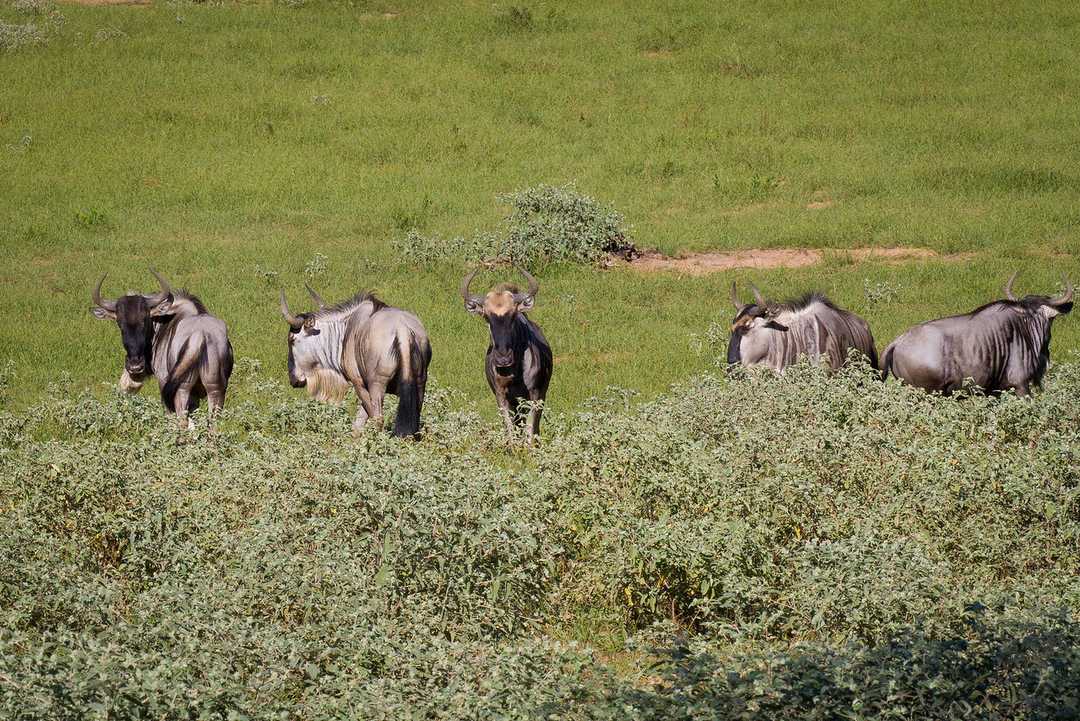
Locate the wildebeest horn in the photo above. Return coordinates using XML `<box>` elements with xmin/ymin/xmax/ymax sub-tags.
<box><xmin>146</xmin><ymin>267</ymin><xmax>172</xmax><ymax>306</ymax></box>
<box><xmin>461</xmin><ymin>268</ymin><xmax>483</xmax><ymax>305</ymax></box>
<box><xmin>1003</xmin><ymin>271</ymin><xmax>1019</xmax><ymax>301</ymax></box>
<box><xmin>748</xmin><ymin>282</ymin><xmax>766</xmax><ymax>307</ymax></box>
<box><xmin>730</xmin><ymin>281</ymin><xmax>742</xmax><ymax>310</ymax></box>
<box><xmin>517</xmin><ymin>265</ymin><xmax>540</xmax><ymax>299</ymax></box>
<box><xmin>305</xmin><ymin>283</ymin><xmax>327</xmax><ymax>309</ymax></box>
<box><xmin>279</xmin><ymin>289</ymin><xmax>303</xmax><ymax>329</ymax></box>
<box><xmin>1051</xmin><ymin>276</ymin><xmax>1074</xmax><ymax>306</ymax></box>
<box><xmin>92</xmin><ymin>273</ymin><xmax>117</xmax><ymax>312</ymax></box>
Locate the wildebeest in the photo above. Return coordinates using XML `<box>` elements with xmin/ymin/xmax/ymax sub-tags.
<box><xmin>881</xmin><ymin>273</ymin><xmax>1073</xmax><ymax>395</ymax></box>
<box><xmin>461</xmin><ymin>266</ymin><xmax>553</xmax><ymax>444</ymax></box>
<box><xmin>280</xmin><ymin>286</ymin><xmax>431</xmax><ymax>438</ymax></box>
<box><xmin>728</xmin><ymin>282</ymin><xmax>878</xmax><ymax>371</ymax></box>
<box><xmin>91</xmin><ymin>269</ymin><xmax>233</xmax><ymax>427</ymax></box>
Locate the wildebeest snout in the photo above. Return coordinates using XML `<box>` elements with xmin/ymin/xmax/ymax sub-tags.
<box><xmin>125</xmin><ymin>357</ymin><xmax>146</xmax><ymax>375</ymax></box>
<box><xmin>492</xmin><ymin>349</ymin><xmax>514</xmax><ymax>368</ymax></box>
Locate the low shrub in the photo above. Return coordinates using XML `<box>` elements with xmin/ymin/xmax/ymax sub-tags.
<box><xmin>393</xmin><ymin>183</ymin><xmax>634</xmax><ymax>266</ymax></box>
<box><xmin>3</xmin><ymin>362</ymin><xmax>1080</xmax><ymax>717</ymax></box>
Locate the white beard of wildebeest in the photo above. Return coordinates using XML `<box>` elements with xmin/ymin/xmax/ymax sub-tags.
<box><xmin>288</xmin><ymin>320</ymin><xmax>352</xmax><ymax>403</ymax></box>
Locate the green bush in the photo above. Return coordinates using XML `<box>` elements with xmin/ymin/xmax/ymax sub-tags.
<box><xmin>541</xmin><ymin>362</ymin><xmax>1080</xmax><ymax>641</ymax></box>
<box><xmin>3</xmin><ymin>362</ymin><xmax>1080</xmax><ymax>717</ymax></box>
<box><xmin>393</xmin><ymin>184</ymin><xmax>633</xmax><ymax>266</ymax></box>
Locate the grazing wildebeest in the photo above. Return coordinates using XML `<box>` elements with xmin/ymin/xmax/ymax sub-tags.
<box><xmin>91</xmin><ymin>269</ymin><xmax>233</xmax><ymax>427</ymax></box>
<box><xmin>461</xmin><ymin>266</ymin><xmax>553</xmax><ymax>444</ymax></box>
<box><xmin>280</xmin><ymin>286</ymin><xmax>431</xmax><ymax>438</ymax></box>
<box><xmin>728</xmin><ymin>282</ymin><xmax>878</xmax><ymax>371</ymax></box>
<box><xmin>881</xmin><ymin>273</ymin><xmax>1073</xmax><ymax>395</ymax></box>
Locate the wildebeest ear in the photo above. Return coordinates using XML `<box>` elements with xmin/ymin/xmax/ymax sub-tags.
<box><xmin>464</xmin><ymin>298</ymin><xmax>484</xmax><ymax>315</ymax></box>
<box><xmin>1054</xmin><ymin>301</ymin><xmax>1074</xmax><ymax>315</ymax></box>
<box><xmin>90</xmin><ymin>305</ymin><xmax>115</xmax><ymax>320</ymax></box>
<box><xmin>765</xmin><ymin>320</ymin><xmax>789</xmax><ymax>332</ymax></box>
<box><xmin>516</xmin><ymin>295</ymin><xmax>534</xmax><ymax>312</ymax></box>
<box><xmin>148</xmin><ymin>293</ymin><xmax>174</xmax><ymax>316</ymax></box>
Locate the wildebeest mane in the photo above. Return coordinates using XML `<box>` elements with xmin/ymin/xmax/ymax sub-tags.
<box><xmin>739</xmin><ymin>292</ymin><xmax>837</xmax><ymax>319</ymax></box>
<box><xmin>312</xmin><ymin>290</ymin><xmax>387</xmax><ymax>319</ymax></box>
<box><xmin>968</xmin><ymin>296</ymin><xmax>1057</xmax><ymax>317</ymax></box>
<box><xmin>175</xmin><ymin>289</ymin><xmax>209</xmax><ymax>314</ymax></box>
<box><xmin>781</xmin><ymin>292</ymin><xmax>839</xmax><ymax>312</ymax></box>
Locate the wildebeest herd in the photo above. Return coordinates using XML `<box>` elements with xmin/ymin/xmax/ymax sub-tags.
<box><xmin>91</xmin><ymin>268</ymin><xmax>1073</xmax><ymax>440</ymax></box>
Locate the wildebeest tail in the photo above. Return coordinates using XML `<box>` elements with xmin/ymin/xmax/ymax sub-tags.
<box><xmin>161</xmin><ymin>333</ymin><xmax>204</xmax><ymax>412</ymax></box>
<box><xmin>393</xmin><ymin>330</ymin><xmax>424</xmax><ymax>439</ymax></box>
<box><xmin>880</xmin><ymin>343</ymin><xmax>895</xmax><ymax>382</ymax></box>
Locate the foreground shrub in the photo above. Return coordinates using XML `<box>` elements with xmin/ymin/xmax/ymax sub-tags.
<box><xmin>542</xmin><ymin>361</ymin><xmax>1080</xmax><ymax>641</ymax></box>
<box><xmin>626</xmin><ymin>604</ymin><xmax>1080</xmax><ymax>720</ymax></box>
<box><xmin>3</xmin><ymin>364</ymin><xmax>1080</xmax><ymax>716</ymax></box>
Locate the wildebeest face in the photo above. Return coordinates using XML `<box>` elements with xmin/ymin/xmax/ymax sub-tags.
<box><xmin>462</xmin><ymin>267</ymin><xmax>539</xmax><ymax>373</ymax></box>
<box><xmin>728</xmin><ymin>304</ymin><xmax>789</xmax><ymax>365</ymax></box>
<box><xmin>1033</xmin><ymin>296</ymin><xmax>1074</xmax><ymax>318</ymax></box>
<box><xmin>727</xmin><ymin>281</ymin><xmax>789</xmax><ymax>366</ymax></box>
<box><xmin>284</xmin><ymin>317</ymin><xmax>322</xmax><ymax>388</ymax></box>
<box><xmin>471</xmin><ymin>288</ymin><xmax>533</xmax><ymax>370</ymax></box>
<box><xmin>91</xmin><ymin>272</ymin><xmax>173</xmax><ymax>387</ymax></box>
<box><xmin>1003</xmin><ymin>272</ymin><xmax>1074</xmax><ymax>320</ymax></box>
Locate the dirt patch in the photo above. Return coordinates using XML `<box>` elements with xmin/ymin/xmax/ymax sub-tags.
<box><xmin>626</xmin><ymin>248</ymin><xmax>973</xmax><ymax>275</ymax></box>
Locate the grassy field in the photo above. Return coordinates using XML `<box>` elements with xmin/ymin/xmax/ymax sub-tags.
<box><xmin>5</xmin><ymin>3</ymin><xmax>1080</xmax><ymax>715</ymax></box>
<box><xmin>2</xmin><ymin>0</ymin><xmax>1080</xmax><ymax>413</ymax></box>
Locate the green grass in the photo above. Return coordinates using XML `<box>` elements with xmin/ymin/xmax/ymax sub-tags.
<box><xmin>2</xmin><ymin>0</ymin><xmax>1080</xmax><ymax>413</ymax></box>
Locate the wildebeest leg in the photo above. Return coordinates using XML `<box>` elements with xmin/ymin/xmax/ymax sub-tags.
<box><xmin>172</xmin><ymin>385</ymin><xmax>194</xmax><ymax>431</ymax></box>
<box><xmin>495</xmin><ymin>392</ymin><xmax>516</xmax><ymax>441</ymax></box>
<box><xmin>366</xmin><ymin>381</ymin><xmax>386</xmax><ymax>432</ymax></box>
<box><xmin>350</xmin><ymin>378</ymin><xmax>376</xmax><ymax>436</ymax></box>
<box><xmin>1013</xmin><ymin>382</ymin><xmax>1031</xmax><ymax>398</ymax></box>
<box><xmin>525</xmin><ymin>389</ymin><xmax>544</xmax><ymax>446</ymax></box>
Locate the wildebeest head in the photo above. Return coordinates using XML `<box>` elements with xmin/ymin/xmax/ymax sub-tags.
<box><xmin>727</xmin><ymin>281</ymin><xmax>790</xmax><ymax>365</ymax></box>
<box><xmin>1002</xmin><ymin>271</ymin><xmax>1074</xmax><ymax>318</ymax></box>
<box><xmin>279</xmin><ymin>286</ymin><xmax>324</xmax><ymax>389</ymax></box>
<box><xmin>90</xmin><ymin>269</ymin><xmax>174</xmax><ymax>388</ymax></box>
<box><xmin>461</xmin><ymin>266</ymin><xmax>539</xmax><ymax>371</ymax></box>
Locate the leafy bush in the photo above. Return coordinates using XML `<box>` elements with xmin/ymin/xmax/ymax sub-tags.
<box><xmin>393</xmin><ymin>184</ymin><xmax>634</xmax><ymax>266</ymax></box>
<box><xmin>623</xmin><ymin>604</ymin><xmax>1080</xmax><ymax>720</ymax></box>
<box><xmin>541</xmin><ymin>361</ymin><xmax>1080</xmax><ymax>641</ymax></box>
<box><xmin>3</xmin><ymin>362</ymin><xmax>1080</xmax><ymax>717</ymax></box>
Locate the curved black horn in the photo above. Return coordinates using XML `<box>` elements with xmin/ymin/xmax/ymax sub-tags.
<box><xmin>92</xmin><ymin>273</ymin><xmax>117</xmax><ymax>312</ymax></box>
<box><xmin>748</xmin><ymin>282</ymin><xmax>766</xmax><ymax>307</ymax></box>
<box><xmin>305</xmin><ymin>283</ymin><xmax>327</xmax><ymax>309</ymax></box>
<box><xmin>279</xmin><ymin>289</ymin><xmax>303</xmax><ymax>329</ymax></box>
<box><xmin>730</xmin><ymin>281</ymin><xmax>742</xmax><ymax>310</ymax></box>
<box><xmin>517</xmin><ymin>265</ymin><xmax>540</xmax><ymax>299</ymax></box>
<box><xmin>1003</xmin><ymin>271</ymin><xmax>1019</xmax><ymax>301</ymax></box>
<box><xmin>1051</xmin><ymin>276</ymin><xmax>1074</xmax><ymax>306</ymax></box>
<box><xmin>146</xmin><ymin>268</ymin><xmax>172</xmax><ymax>306</ymax></box>
<box><xmin>461</xmin><ymin>268</ymin><xmax>482</xmax><ymax>305</ymax></box>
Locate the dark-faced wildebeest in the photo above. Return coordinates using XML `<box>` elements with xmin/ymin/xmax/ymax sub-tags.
<box><xmin>461</xmin><ymin>267</ymin><xmax>553</xmax><ymax>444</ymax></box>
<box><xmin>280</xmin><ymin>286</ymin><xmax>431</xmax><ymax>438</ymax></box>
<box><xmin>91</xmin><ymin>269</ymin><xmax>233</xmax><ymax>427</ymax></box>
<box><xmin>881</xmin><ymin>273</ymin><xmax>1073</xmax><ymax>395</ymax></box>
<box><xmin>728</xmin><ymin>282</ymin><xmax>878</xmax><ymax>372</ymax></box>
